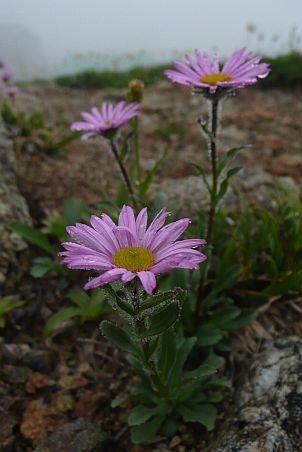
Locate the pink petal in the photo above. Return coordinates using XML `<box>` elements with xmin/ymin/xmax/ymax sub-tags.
<box><xmin>121</xmin><ymin>271</ymin><xmax>136</xmax><ymax>282</ymax></box>
<box><xmin>137</xmin><ymin>271</ymin><xmax>156</xmax><ymax>295</ymax></box>
<box><xmin>84</xmin><ymin>268</ymin><xmax>126</xmax><ymax>290</ymax></box>
<box><xmin>135</xmin><ymin>207</ymin><xmax>148</xmax><ymax>242</ymax></box>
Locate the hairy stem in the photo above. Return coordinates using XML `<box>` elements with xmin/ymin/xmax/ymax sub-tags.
<box><xmin>133</xmin><ymin>117</ymin><xmax>142</xmax><ymax>191</ymax></box>
<box><xmin>195</xmin><ymin>98</ymin><xmax>219</xmax><ymax>325</ymax></box>
<box><xmin>109</xmin><ymin>139</ymin><xmax>138</xmax><ymax>211</ymax></box>
<box><xmin>133</xmin><ymin>285</ymin><xmax>166</xmax><ymax>396</ymax></box>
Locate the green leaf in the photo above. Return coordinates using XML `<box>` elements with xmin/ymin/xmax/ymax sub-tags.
<box><xmin>140</xmin><ymin>288</ymin><xmax>184</xmax><ymax>312</ymax></box>
<box><xmin>198</xmin><ymin>119</ymin><xmax>213</xmax><ymax>140</ymax></box>
<box><xmin>103</xmin><ymin>284</ymin><xmax>135</xmax><ymax>316</ymax></box>
<box><xmin>30</xmin><ymin>257</ymin><xmax>61</xmax><ymax>278</ymax></box>
<box><xmin>215</xmin><ymin>178</ymin><xmax>229</xmax><ymax>205</ymax></box>
<box><xmin>168</xmin><ymin>337</ymin><xmax>197</xmax><ymax>391</ymax></box>
<box><xmin>131</xmin><ymin>414</ymin><xmax>165</xmax><ymax>443</ymax></box>
<box><xmin>111</xmin><ymin>397</ymin><xmax>128</xmax><ymax>408</ymax></box>
<box><xmin>119</xmin><ymin>140</ymin><xmax>130</xmax><ymax>163</ymax></box>
<box><xmin>208</xmin><ymin>391</ymin><xmax>224</xmax><ymax>402</ymax></box>
<box><xmin>190</xmin><ymin>162</ymin><xmax>211</xmax><ymax>195</ymax></box>
<box><xmin>157</xmin><ymin>329</ymin><xmax>177</xmax><ymax>382</ymax></box>
<box><xmin>140</xmin><ymin>149</ymin><xmax>168</xmax><ymax>196</ymax></box>
<box><xmin>202</xmin><ymin>377</ymin><xmax>231</xmax><ymax>389</ymax></box>
<box><xmin>67</xmin><ymin>287</ymin><xmax>90</xmax><ymax>307</ymax></box>
<box><xmin>217</xmin><ymin>146</ymin><xmax>247</xmax><ymax>176</ymax></box>
<box><xmin>201</xmin><ymin>265</ymin><xmax>242</xmax><ymax>311</ymax></box>
<box><xmin>161</xmin><ymin>417</ymin><xmax>180</xmax><ymax>437</ymax></box>
<box><xmin>227</xmin><ymin>166</ymin><xmax>242</xmax><ymax>179</ymax></box>
<box><xmin>128</xmin><ymin>405</ymin><xmax>159</xmax><ymax>426</ymax></box>
<box><xmin>216</xmin><ymin>166</ymin><xmax>242</xmax><ymax>205</ymax></box>
<box><xmin>63</xmin><ymin>198</ymin><xmax>86</xmax><ymax>224</ymax></box>
<box><xmin>177</xmin><ymin>403</ymin><xmax>217</xmax><ymax>430</ymax></box>
<box><xmin>223</xmin><ymin>308</ymin><xmax>256</xmax><ymax>331</ymax></box>
<box><xmin>83</xmin><ymin>290</ymin><xmax>106</xmax><ymax>321</ymax></box>
<box><xmin>100</xmin><ymin>320</ymin><xmax>138</xmax><ymax>355</ymax></box>
<box><xmin>264</xmin><ymin>269</ymin><xmax>302</xmax><ymax>295</ymax></box>
<box><xmin>43</xmin><ymin>307</ymin><xmax>81</xmax><ymax>337</ymax></box>
<box><xmin>209</xmin><ymin>306</ymin><xmax>241</xmax><ymax>328</ymax></box>
<box><xmin>48</xmin><ymin>131</ymin><xmax>81</xmax><ymax>152</ymax></box>
<box><xmin>197</xmin><ymin>324</ymin><xmax>222</xmax><ymax>346</ymax></box>
<box><xmin>10</xmin><ymin>222</ymin><xmax>55</xmax><ymax>254</ymax></box>
<box><xmin>129</xmin><ymin>383</ymin><xmax>161</xmax><ymax>404</ymax></box>
<box><xmin>142</xmin><ymin>302</ymin><xmax>180</xmax><ymax>338</ymax></box>
<box><xmin>0</xmin><ymin>299</ymin><xmax>24</xmax><ymax>317</ymax></box>
<box><xmin>203</xmin><ymin>353</ymin><xmax>225</xmax><ymax>370</ymax></box>
<box><xmin>30</xmin><ymin>111</ymin><xmax>45</xmax><ymax>128</ymax></box>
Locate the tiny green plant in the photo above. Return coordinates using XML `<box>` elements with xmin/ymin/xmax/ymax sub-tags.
<box><xmin>10</xmin><ymin>198</ymin><xmax>89</xmax><ymax>278</ymax></box>
<box><xmin>0</xmin><ymin>298</ymin><xmax>24</xmax><ymax>328</ymax></box>
<box><xmin>1</xmin><ymin>102</ymin><xmax>80</xmax><ymax>156</ymax></box>
<box><xmin>43</xmin><ymin>287</ymin><xmax>108</xmax><ymax>337</ymax></box>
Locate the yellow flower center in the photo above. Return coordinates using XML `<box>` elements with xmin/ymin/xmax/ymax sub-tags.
<box><xmin>105</xmin><ymin>120</ymin><xmax>111</xmax><ymax>127</ymax></box>
<box><xmin>113</xmin><ymin>246</ymin><xmax>155</xmax><ymax>271</ymax></box>
<box><xmin>200</xmin><ymin>73</ymin><xmax>232</xmax><ymax>86</ymax></box>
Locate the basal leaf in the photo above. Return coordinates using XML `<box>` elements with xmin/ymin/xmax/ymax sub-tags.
<box><xmin>177</xmin><ymin>403</ymin><xmax>217</xmax><ymax>430</ymax></box>
<box><xmin>131</xmin><ymin>414</ymin><xmax>165</xmax><ymax>443</ymax></box>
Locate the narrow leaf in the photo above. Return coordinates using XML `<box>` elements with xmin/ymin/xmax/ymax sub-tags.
<box><xmin>63</xmin><ymin>198</ymin><xmax>86</xmax><ymax>224</ymax></box>
<box><xmin>142</xmin><ymin>302</ymin><xmax>180</xmax><ymax>338</ymax></box>
<box><xmin>197</xmin><ymin>324</ymin><xmax>222</xmax><ymax>346</ymax></box>
<box><xmin>157</xmin><ymin>329</ymin><xmax>176</xmax><ymax>382</ymax></box>
<box><xmin>128</xmin><ymin>405</ymin><xmax>159</xmax><ymax>426</ymax></box>
<box><xmin>131</xmin><ymin>414</ymin><xmax>165</xmax><ymax>443</ymax></box>
<box><xmin>140</xmin><ymin>149</ymin><xmax>168</xmax><ymax>196</ymax></box>
<box><xmin>101</xmin><ymin>320</ymin><xmax>138</xmax><ymax>355</ymax></box>
<box><xmin>10</xmin><ymin>222</ymin><xmax>54</xmax><ymax>254</ymax></box>
<box><xmin>0</xmin><ymin>299</ymin><xmax>24</xmax><ymax>316</ymax></box>
<box><xmin>177</xmin><ymin>403</ymin><xmax>217</xmax><ymax>430</ymax></box>
<box><xmin>217</xmin><ymin>146</ymin><xmax>247</xmax><ymax>176</ymax></box>
<box><xmin>43</xmin><ymin>307</ymin><xmax>81</xmax><ymax>337</ymax></box>
<box><xmin>190</xmin><ymin>162</ymin><xmax>211</xmax><ymax>195</ymax></box>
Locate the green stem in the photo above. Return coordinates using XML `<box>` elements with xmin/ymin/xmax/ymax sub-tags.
<box><xmin>195</xmin><ymin>98</ymin><xmax>219</xmax><ymax>325</ymax></box>
<box><xmin>206</xmin><ymin>98</ymin><xmax>219</xmax><ymax>246</ymax></box>
<box><xmin>133</xmin><ymin>117</ymin><xmax>142</xmax><ymax>191</ymax></box>
<box><xmin>109</xmin><ymin>139</ymin><xmax>139</xmax><ymax>212</ymax></box>
<box><xmin>132</xmin><ymin>285</ymin><xmax>166</xmax><ymax>396</ymax></box>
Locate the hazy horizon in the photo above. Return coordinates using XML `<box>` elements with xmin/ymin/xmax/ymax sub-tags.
<box><xmin>1</xmin><ymin>0</ymin><xmax>301</xmax><ymax>80</ymax></box>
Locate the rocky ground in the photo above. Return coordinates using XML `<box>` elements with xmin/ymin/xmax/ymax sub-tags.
<box><xmin>1</xmin><ymin>82</ymin><xmax>302</xmax><ymax>451</ymax></box>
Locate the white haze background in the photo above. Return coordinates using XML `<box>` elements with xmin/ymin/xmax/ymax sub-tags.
<box><xmin>1</xmin><ymin>0</ymin><xmax>301</xmax><ymax>80</ymax></box>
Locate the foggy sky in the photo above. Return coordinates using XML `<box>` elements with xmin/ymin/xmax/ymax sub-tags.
<box><xmin>1</xmin><ymin>0</ymin><xmax>301</xmax><ymax>79</ymax></box>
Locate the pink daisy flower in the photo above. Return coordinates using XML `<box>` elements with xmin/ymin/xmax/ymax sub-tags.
<box><xmin>70</xmin><ymin>101</ymin><xmax>140</xmax><ymax>140</ymax></box>
<box><xmin>60</xmin><ymin>206</ymin><xmax>206</xmax><ymax>295</ymax></box>
<box><xmin>1</xmin><ymin>70</ymin><xmax>16</xmax><ymax>83</ymax></box>
<box><xmin>2</xmin><ymin>86</ymin><xmax>19</xmax><ymax>97</ymax></box>
<box><xmin>0</xmin><ymin>59</ymin><xmax>8</xmax><ymax>70</ymax></box>
<box><xmin>165</xmin><ymin>47</ymin><xmax>270</xmax><ymax>94</ymax></box>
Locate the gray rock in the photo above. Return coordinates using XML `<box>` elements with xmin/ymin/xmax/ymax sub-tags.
<box><xmin>211</xmin><ymin>337</ymin><xmax>302</xmax><ymax>452</ymax></box>
<box><xmin>1</xmin><ymin>343</ymin><xmax>56</xmax><ymax>373</ymax></box>
<box><xmin>0</xmin><ymin>119</ymin><xmax>31</xmax><ymax>286</ymax></box>
<box><xmin>3</xmin><ymin>364</ymin><xmax>32</xmax><ymax>383</ymax></box>
<box><xmin>34</xmin><ymin>418</ymin><xmax>112</xmax><ymax>452</ymax></box>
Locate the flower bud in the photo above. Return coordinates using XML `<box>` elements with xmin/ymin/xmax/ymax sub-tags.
<box><xmin>127</xmin><ymin>79</ymin><xmax>144</xmax><ymax>103</ymax></box>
